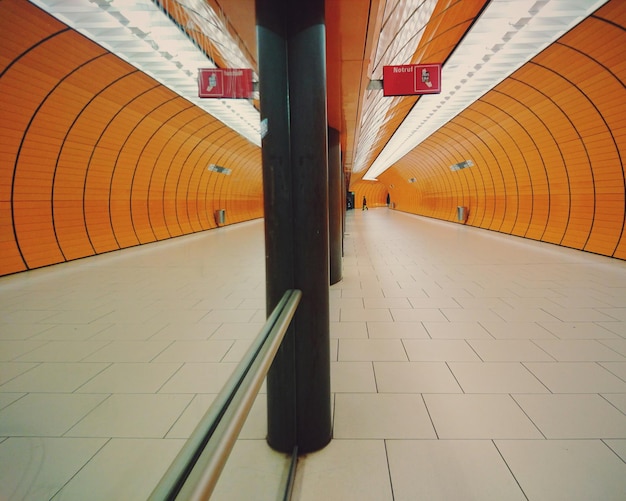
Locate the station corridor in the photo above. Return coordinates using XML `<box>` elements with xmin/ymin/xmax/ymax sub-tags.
<box><xmin>1</xmin><ymin>208</ymin><xmax>626</xmax><ymax>500</ymax></box>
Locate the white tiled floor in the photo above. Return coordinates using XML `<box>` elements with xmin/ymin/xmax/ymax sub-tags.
<box><xmin>2</xmin><ymin>210</ymin><xmax>626</xmax><ymax>500</ymax></box>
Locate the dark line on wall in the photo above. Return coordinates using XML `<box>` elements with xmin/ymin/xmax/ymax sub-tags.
<box><xmin>452</xmin><ymin>116</ymin><xmax>507</xmax><ymax>232</ymax></box>
<box><xmin>129</xmin><ymin>101</ymin><xmax>196</xmax><ymax>243</ymax></box>
<box><xmin>528</xmin><ymin>60</ymin><xmax>597</xmax><ymax>250</ymax></box>
<box><xmin>10</xmin><ymin>33</ymin><xmax>107</xmax><ymax>269</ymax></box>
<box><xmin>460</xmin><ymin>110</ymin><xmax>519</xmax><ymax>234</ymax></box>
<box><xmin>107</xmin><ymin>94</ymin><xmax>180</xmax><ymax>249</ymax></box>
<box><xmin>83</xmin><ymin>77</ymin><xmax>161</xmax><ymax>253</ymax></box>
<box><xmin>474</xmin><ymin>99</ymin><xmax>536</xmax><ymax>238</ymax></box>
<box><xmin>5</xmin><ymin>28</ymin><xmax>72</xmax><ymax>271</ymax></box>
<box><xmin>180</xmin><ymin>123</ymin><xmax>225</xmax><ymax>232</ymax></box>
<box><xmin>496</xmin><ymin>79</ymin><xmax>571</xmax><ymax>244</ymax></box>
<box><xmin>553</xmin><ymin>35</ymin><xmax>626</xmax><ymax>256</ymax></box>
<box><xmin>50</xmin><ymin>52</ymin><xmax>119</xmax><ymax>260</ymax></box>
<box><xmin>0</xmin><ymin>28</ymin><xmax>71</xmax><ymax>79</ymax></box>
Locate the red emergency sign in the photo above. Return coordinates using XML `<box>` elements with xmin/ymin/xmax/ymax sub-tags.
<box><xmin>382</xmin><ymin>63</ymin><xmax>442</xmax><ymax>96</ymax></box>
<box><xmin>198</xmin><ymin>68</ymin><xmax>253</xmax><ymax>99</ymax></box>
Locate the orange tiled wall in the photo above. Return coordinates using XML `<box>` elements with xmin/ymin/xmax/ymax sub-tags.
<box><xmin>379</xmin><ymin>1</ymin><xmax>626</xmax><ymax>259</ymax></box>
<box><xmin>0</xmin><ymin>0</ymin><xmax>263</xmax><ymax>276</ymax></box>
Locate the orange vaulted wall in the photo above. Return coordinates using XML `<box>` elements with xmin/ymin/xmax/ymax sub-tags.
<box><xmin>379</xmin><ymin>0</ymin><xmax>626</xmax><ymax>260</ymax></box>
<box><xmin>0</xmin><ymin>0</ymin><xmax>263</xmax><ymax>277</ymax></box>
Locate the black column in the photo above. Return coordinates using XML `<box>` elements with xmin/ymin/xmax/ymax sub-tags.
<box><xmin>257</xmin><ymin>0</ymin><xmax>332</xmax><ymax>454</ymax></box>
<box><xmin>328</xmin><ymin>127</ymin><xmax>342</xmax><ymax>285</ymax></box>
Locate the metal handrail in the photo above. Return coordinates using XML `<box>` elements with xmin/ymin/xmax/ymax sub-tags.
<box><xmin>149</xmin><ymin>289</ymin><xmax>302</xmax><ymax>501</ymax></box>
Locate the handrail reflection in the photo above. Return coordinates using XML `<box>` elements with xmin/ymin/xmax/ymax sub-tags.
<box><xmin>149</xmin><ymin>289</ymin><xmax>302</xmax><ymax>500</ymax></box>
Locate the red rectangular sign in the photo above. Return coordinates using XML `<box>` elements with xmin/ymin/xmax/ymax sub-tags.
<box><xmin>198</xmin><ymin>68</ymin><xmax>253</xmax><ymax>99</ymax></box>
<box><xmin>382</xmin><ymin>63</ymin><xmax>442</xmax><ymax>96</ymax></box>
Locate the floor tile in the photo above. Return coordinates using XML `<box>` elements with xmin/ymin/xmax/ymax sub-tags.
<box><xmin>151</xmin><ymin>340</ymin><xmax>234</xmax><ymax>362</ymax></box>
<box><xmin>330</xmin><ymin>321</ymin><xmax>368</xmax><ymax>338</ymax></box>
<box><xmin>403</xmin><ymin>339</ymin><xmax>481</xmax><ymax>361</ymax></box>
<box><xmin>408</xmin><ymin>297</ymin><xmax>462</xmax><ymax>309</ymax></box>
<box><xmin>331</xmin><ymin>362</ymin><xmax>377</xmax><ymax>392</ymax></box>
<box><xmin>603</xmin><ymin>393</ymin><xmax>626</xmax><ymax>414</ymax></box>
<box><xmin>53</xmin><ymin>438</ymin><xmax>185</xmax><ymax>501</ymax></box>
<box><xmin>0</xmin><ymin>363</ymin><xmax>109</xmax><ymax>393</ymax></box>
<box><xmin>467</xmin><ymin>339</ymin><xmax>554</xmax><ymax>361</ymax></box>
<box><xmin>331</xmin><ymin>297</ymin><xmax>365</xmax><ymax>309</ymax></box>
<box><xmin>0</xmin><ymin>437</ymin><xmax>106</xmax><ymax>501</ymax></box>
<box><xmin>541</xmin><ymin>305</ymin><xmax>619</xmax><ymax>322</ymax></box>
<box><xmin>340</xmin><ymin>308</ymin><xmax>393</xmax><ymax>322</ymax></box>
<box><xmin>387</xmin><ymin>440</ymin><xmax>525</xmax><ymax>501</ymax></box>
<box><xmin>165</xmin><ymin>394</ymin><xmax>215</xmax><ymax>439</ymax></box>
<box><xmin>479</xmin><ymin>321</ymin><xmax>556</xmax><ymax>339</ymax></box>
<box><xmin>333</xmin><ymin>393</ymin><xmax>436</xmax><ymax>439</ymax></box>
<box><xmin>424</xmin><ymin>394</ymin><xmax>542</xmax><ymax>439</ymax></box>
<box><xmin>81</xmin><ymin>340</ymin><xmax>172</xmax><ymax>362</ymax></box>
<box><xmin>294</xmin><ymin>440</ymin><xmax>393</xmax><ymax>501</ymax></box>
<box><xmin>601</xmin><ymin>362</ymin><xmax>626</xmax><ymax>381</ymax></box>
<box><xmin>533</xmin><ymin>339</ymin><xmax>626</xmax><ymax>361</ymax></box>
<box><xmin>423</xmin><ymin>322</ymin><xmax>493</xmax><ymax>339</ymax></box>
<box><xmin>390</xmin><ymin>308</ymin><xmax>448</xmax><ymax>322</ymax></box>
<box><xmin>221</xmin><ymin>339</ymin><xmax>256</xmax><ymax>362</ymax></box>
<box><xmin>374</xmin><ymin>362</ymin><xmax>462</xmax><ymax>393</ymax></box>
<box><xmin>491</xmin><ymin>307</ymin><xmax>559</xmax><ymax>322</ymax></box>
<box><xmin>0</xmin><ymin>340</ymin><xmax>49</xmax><ymax>361</ymax></box>
<box><xmin>66</xmin><ymin>394</ymin><xmax>192</xmax><ymax>438</ymax></box>
<box><xmin>340</xmin><ymin>288</ymin><xmax>384</xmax><ymax>299</ymax></box>
<box><xmin>600</xmin><ymin>339</ymin><xmax>626</xmax><ymax>356</ymax></box>
<box><xmin>198</xmin><ymin>309</ymin><xmax>257</xmax><ymax>323</ymax></box>
<box><xmin>90</xmin><ymin>321</ymin><xmax>168</xmax><ymax>341</ymax></box>
<box><xmin>0</xmin><ymin>363</ymin><xmax>39</xmax><ymax>386</ymax></box>
<box><xmin>539</xmin><ymin>322</ymin><xmax>618</xmax><ymax>339</ymax></box>
<box><xmin>513</xmin><ymin>394</ymin><xmax>626</xmax><ymax>438</ymax></box>
<box><xmin>0</xmin><ymin>392</ymin><xmax>24</xmax><ymax>411</ymax></box>
<box><xmin>209</xmin><ymin>322</ymin><xmax>263</xmax><ymax>340</ymax></box>
<box><xmin>150</xmin><ymin>322</ymin><xmax>222</xmax><ymax>341</ymax></box>
<box><xmin>30</xmin><ymin>323</ymin><xmax>112</xmax><ymax>341</ymax></box>
<box><xmin>523</xmin><ymin>362</ymin><xmax>626</xmax><ymax>393</ymax></box>
<box><xmin>0</xmin><ymin>393</ymin><xmax>107</xmax><ymax>436</ymax></box>
<box><xmin>605</xmin><ymin>439</ymin><xmax>626</xmax><ymax>462</ymax></box>
<box><xmin>212</xmin><ymin>440</ymin><xmax>293</xmax><ymax>501</ymax></box>
<box><xmin>364</xmin><ymin>297</ymin><xmax>412</xmax><ymax>309</ymax></box>
<box><xmin>496</xmin><ymin>439</ymin><xmax>626</xmax><ymax>501</ymax></box>
<box><xmin>0</xmin><ymin>323</ymin><xmax>53</xmax><ymax>340</ymax></box>
<box><xmin>76</xmin><ymin>362</ymin><xmax>182</xmax><ymax>393</ymax></box>
<box><xmin>158</xmin><ymin>362</ymin><xmax>238</xmax><ymax>393</ymax></box>
<box><xmin>337</xmin><ymin>339</ymin><xmax>407</xmax><ymax>361</ymax></box>
<box><xmin>448</xmin><ymin>362</ymin><xmax>549</xmax><ymax>393</ymax></box>
<box><xmin>15</xmin><ymin>341</ymin><xmax>109</xmax><ymax>362</ymax></box>
<box><xmin>441</xmin><ymin>308</ymin><xmax>504</xmax><ymax>322</ymax></box>
<box><xmin>366</xmin><ymin>322</ymin><xmax>429</xmax><ymax>339</ymax></box>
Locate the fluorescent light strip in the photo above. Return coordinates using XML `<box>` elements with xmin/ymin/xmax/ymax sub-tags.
<box><xmin>363</xmin><ymin>0</ymin><xmax>608</xmax><ymax>180</ymax></box>
<box><xmin>30</xmin><ymin>0</ymin><xmax>261</xmax><ymax>146</ymax></box>
<box><xmin>353</xmin><ymin>0</ymin><xmax>438</xmax><ymax>174</ymax></box>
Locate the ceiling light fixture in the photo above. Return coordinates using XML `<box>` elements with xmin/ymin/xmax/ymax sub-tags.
<box><xmin>363</xmin><ymin>0</ymin><xmax>608</xmax><ymax>181</ymax></box>
<box><xmin>30</xmin><ymin>0</ymin><xmax>261</xmax><ymax>146</ymax></box>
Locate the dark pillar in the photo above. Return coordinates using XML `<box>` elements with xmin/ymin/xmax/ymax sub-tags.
<box><xmin>257</xmin><ymin>0</ymin><xmax>332</xmax><ymax>454</ymax></box>
<box><xmin>328</xmin><ymin>127</ymin><xmax>342</xmax><ymax>284</ymax></box>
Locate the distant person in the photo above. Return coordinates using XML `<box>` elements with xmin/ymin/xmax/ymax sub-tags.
<box><xmin>362</xmin><ymin>196</ymin><xmax>368</xmax><ymax>210</ymax></box>
<box><xmin>386</xmin><ymin>193</ymin><xmax>391</xmax><ymax>207</ymax></box>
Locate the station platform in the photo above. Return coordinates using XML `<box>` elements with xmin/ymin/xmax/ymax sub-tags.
<box><xmin>1</xmin><ymin>209</ymin><xmax>626</xmax><ymax>500</ymax></box>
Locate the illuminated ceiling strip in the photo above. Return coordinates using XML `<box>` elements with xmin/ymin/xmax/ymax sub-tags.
<box><xmin>353</xmin><ymin>0</ymin><xmax>439</xmax><ymax>174</ymax></box>
<box><xmin>363</xmin><ymin>0</ymin><xmax>608</xmax><ymax>181</ymax></box>
<box><xmin>30</xmin><ymin>0</ymin><xmax>261</xmax><ymax>146</ymax></box>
